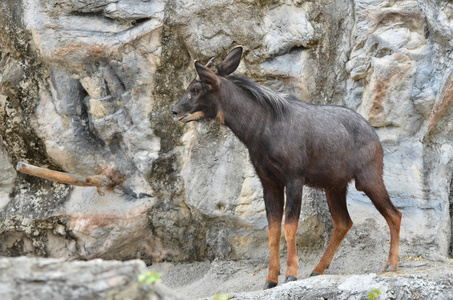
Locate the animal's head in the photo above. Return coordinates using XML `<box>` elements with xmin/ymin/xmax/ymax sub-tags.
<box><xmin>172</xmin><ymin>46</ymin><xmax>243</xmax><ymax>123</ymax></box>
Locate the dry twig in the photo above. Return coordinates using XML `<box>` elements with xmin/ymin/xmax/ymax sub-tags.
<box><xmin>16</xmin><ymin>162</ymin><xmax>114</xmax><ymax>196</ymax></box>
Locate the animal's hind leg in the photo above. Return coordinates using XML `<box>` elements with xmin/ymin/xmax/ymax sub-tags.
<box><xmin>356</xmin><ymin>174</ymin><xmax>402</xmax><ymax>271</ymax></box>
<box><xmin>311</xmin><ymin>187</ymin><xmax>352</xmax><ymax>276</ymax></box>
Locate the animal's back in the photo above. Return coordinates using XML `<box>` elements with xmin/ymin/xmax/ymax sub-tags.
<box><xmin>262</xmin><ymin>98</ymin><xmax>382</xmax><ymax>188</ymax></box>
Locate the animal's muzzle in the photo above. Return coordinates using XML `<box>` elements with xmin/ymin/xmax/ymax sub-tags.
<box><xmin>172</xmin><ymin>108</ymin><xmax>187</xmax><ymax>122</ymax></box>
<box><xmin>172</xmin><ymin>106</ymin><xmax>184</xmax><ymax>122</ymax></box>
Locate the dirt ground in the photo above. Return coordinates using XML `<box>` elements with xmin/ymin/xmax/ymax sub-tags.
<box><xmin>151</xmin><ymin>243</ymin><xmax>405</xmax><ymax>299</ymax></box>
<box><xmin>153</xmin><ymin>254</ymin><xmax>451</xmax><ymax>299</ymax></box>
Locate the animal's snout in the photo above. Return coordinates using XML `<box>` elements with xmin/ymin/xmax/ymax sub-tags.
<box><xmin>172</xmin><ymin>107</ymin><xmax>184</xmax><ymax>122</ymax></box>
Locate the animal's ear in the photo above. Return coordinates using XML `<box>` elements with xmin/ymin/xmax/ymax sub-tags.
<box><xmin>195</xmin><ymin>61</ymin><xmax>220</xmax><ymax>89</ymax></box>
<box><xmin>217</xmin><ymin>46</ymin><xmax>243</xmax><ymax>76</ymax></box>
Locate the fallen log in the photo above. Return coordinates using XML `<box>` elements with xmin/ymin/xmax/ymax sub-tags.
<box><xmin>16</xmin><ymin>162</ymin><xmax>114</xmax><ymax>196</ymax></box>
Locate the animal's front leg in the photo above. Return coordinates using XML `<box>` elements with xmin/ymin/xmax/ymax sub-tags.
<box><xmin>284</xmin><ymin>180</ymin><xmax>303</xmax><ymax>283</ymax></box>
<box><xmin>262</xmin><ymin>182</ymin><xmax>284</xmax><ymax>290</ymax></box>
<box><xmin>265</xmin><ymin>217</ymin><xmax>282</xmax><ymax>289</ymax></box>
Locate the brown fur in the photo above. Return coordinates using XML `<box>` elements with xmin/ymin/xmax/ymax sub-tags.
<box><xmin>215</xmin><ymin>110</ymin><xmax>225</xmax><ymax>124</ymax></box>
<box><xmin>173</xmin><ymin>47</ymin><xmax>402</xmax><ymax>289</ymax></box>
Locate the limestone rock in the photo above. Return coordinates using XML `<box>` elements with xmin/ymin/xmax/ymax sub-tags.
<box><xmin>232</xmin><ymin>270</ymin><xmax>453</xmax><ymax>300</ymax></box>
<box><xmin>0</xmin><ymin>256</ymin><xmax>186</xmax><ymax>300</ymax></box>
<box><xmin>1</xmin><ymin>0</ymin><xmax>453</xmax><ymax>277</ymax></box>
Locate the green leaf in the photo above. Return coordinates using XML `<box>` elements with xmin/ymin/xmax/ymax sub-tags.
<box><xmin>138</xmin><ymin>271</ymin><xmax>162</xmax><ymax>287</ymax></box>
<box><xmin>213</xmin><ymin>294</ymin><xmax>231</xmax><ymax>300</ymax></box>
<box><xmin>368</xmin><ymin>288</ymin><xmax>382</xmax><ymax>300</ymax></box>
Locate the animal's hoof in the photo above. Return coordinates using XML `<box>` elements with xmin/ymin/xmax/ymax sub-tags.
<box><xmin>384</xmin><ymin>265</ymin><xmax>397</xmax><ymax>272</ymax></box>
<box><xmin>263</xmin><ymin>281</ymin><xmax>278</xmax><ymax>290</ymax></box>
<box><xmin>310</xmin><ymin>272</ymin><xmax>320</xmax><ymax>277</ymax></box>
<box><xmin>285</xmin><ymin>275</ymin><xmax>297</xmax><ymax>283</ymax></box>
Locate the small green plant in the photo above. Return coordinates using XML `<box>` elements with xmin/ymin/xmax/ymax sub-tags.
<box><xmin>138</xmin><ymin>271</ymin><xmax>162</xmax><ymax>287</ymax></box>
<box><xmin>213</xmin><ymin>294</ymin><xmax>231</xmax><ymax>300</ymax></box>
<box><xmin>368</xmin><ymin>288</ymin><xmax>382</xmax><ymax>300</ymax></box>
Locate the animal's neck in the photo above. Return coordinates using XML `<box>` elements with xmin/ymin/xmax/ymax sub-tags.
<box><xmin>217</xmin><ymin>81</ymin><xmax>272</xmax><ymax>147</ymax></box>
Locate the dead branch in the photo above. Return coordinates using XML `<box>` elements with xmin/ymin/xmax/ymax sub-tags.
<box><xmin>16</xmin><ymin>162</ymin><xmax>114</xmax><ymax>196</ymax></box>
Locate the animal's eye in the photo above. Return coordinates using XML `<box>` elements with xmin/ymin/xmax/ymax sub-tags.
<box><xmin>193</xmin><ymin>88</ymin><xmax>199</xmax><ymax>94</ymax></box>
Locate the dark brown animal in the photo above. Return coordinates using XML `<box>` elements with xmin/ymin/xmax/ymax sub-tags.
<box><xmin>173</xmin><ymin>46</ymin><xmax>402</xmax><ymax>289</ymax></box>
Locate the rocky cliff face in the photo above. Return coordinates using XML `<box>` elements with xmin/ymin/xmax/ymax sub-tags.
<box><xmin>1</xmin><ymin>0</ymin><xmax>453</xmax><ymax>270</ymax></box>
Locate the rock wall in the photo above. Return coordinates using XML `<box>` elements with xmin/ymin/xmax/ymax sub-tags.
<box><xmin>1</xmin><ymin>0</ymin><xmax>453</xmax><ymax>268</ymax></box>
